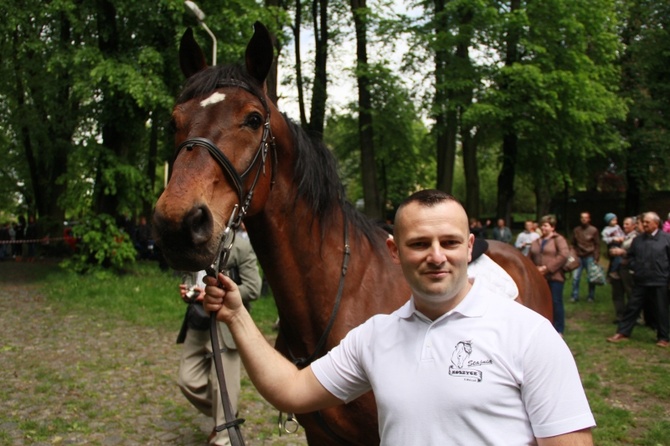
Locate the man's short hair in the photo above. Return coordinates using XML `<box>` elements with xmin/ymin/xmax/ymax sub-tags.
<box><xmin>393</xmin><ymin>190</ymin><xmax>465</xmax><ymax>237</ymax></box>
<box><xmin>396</xmin><ymin>189</ymin><xmax>462</xmax><ymax>214</ymax></box>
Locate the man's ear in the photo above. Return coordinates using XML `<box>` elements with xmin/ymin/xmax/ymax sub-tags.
<box><xmin>467</xmin><ymin>233</ymin><xmax>475</xmax><ymax>263</ymax></box>
<box><xmin>386</xmin><ymin>236</ymin><xmax>400</xmax><ymax>264</ymax></box>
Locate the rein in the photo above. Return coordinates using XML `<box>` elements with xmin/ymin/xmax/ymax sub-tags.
<box><xmin>277</xmin><ymin>208</ymin><xmax>351</xmax><ymax>443</ymax></box>
<box><xmin>284</xmin><ymin>213</ymin><xmax>350</xmax><ymax>368</ymax></box>
<box><xmin>173</xmin><ymin>79</ymin><xmax>276</xmax><ymax>446</ymax></box>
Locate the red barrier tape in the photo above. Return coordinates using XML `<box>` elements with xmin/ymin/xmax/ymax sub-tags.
<box><xmin>0</xmin><ymin>237</ymin><xmax>64</xmax><ymax>245</ymax></box>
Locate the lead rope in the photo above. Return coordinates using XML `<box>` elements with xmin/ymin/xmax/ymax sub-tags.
<box><xmin>203</xmin><ymin>127</ymin><xmax>272</xmax><ymax>446</ymax></box>
<box><xmin>205</xmin><ymin>207</ymin><xmax>246</xmax><ymax>446</ymax></box>
<box><xmin>174</xmin><ymin>79</ymin><xmax>275</xmax><ymax>446</ymax></box>
<box><xmin>201</xmin><ymin>111</ymin><xmax>272</xmax><ymax>446</ymax></box>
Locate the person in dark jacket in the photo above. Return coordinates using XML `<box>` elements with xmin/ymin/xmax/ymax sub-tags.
<box><xmin>607</xmin><ymin>212</ymin><xmax>670</xmax><ymax>348</ymax></box>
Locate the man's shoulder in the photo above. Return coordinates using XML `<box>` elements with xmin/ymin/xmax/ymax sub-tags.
<box><xmin>477</xmin><ymin>288</ymin><xmax>549</xmax><ymax>330</ymax></box>
<box><xmin>343</xmin><ymin>308</ymin><xmax>409</xmax><ymax>341</ymax></box>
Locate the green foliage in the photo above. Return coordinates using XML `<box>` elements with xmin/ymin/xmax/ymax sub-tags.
<box><xmin>60</xmin><ymin>213</ymin><xmax>136</xmax><ymax>276</ymax></box>
<box><xmin>325</xmin><ymin>63</ymin><xmax>434</xmax><ymax>213</ymax></box>
<box><xmin>0</xmin><ymin>0</ymin><xmax>265</xmax><ymax>239</ymax></box>
<box><xmin>479</xmin><ymin>0</ymin><xmax>627</xmax><ymax>207</ymax></box>
<box><xmin>618</xmin><ymin>0</ymin><xmax>670</xmax><ymax>193</ymax></box>
<box><xmin>1</xmin><ymin>0</ymin><xmax>668</xmax><ymax>233</ymax></box>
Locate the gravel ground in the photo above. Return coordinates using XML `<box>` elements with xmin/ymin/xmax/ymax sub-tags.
<box><xmin>0</xmin><ymin>260</ymin><xmax>307</xmax><ymax>446</ymax></box>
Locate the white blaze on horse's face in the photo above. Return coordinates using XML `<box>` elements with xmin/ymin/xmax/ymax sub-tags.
<box><xmin>199</xmin><ymin>92</ymin><xmax>227</xmax><ymax>108</ymax></box>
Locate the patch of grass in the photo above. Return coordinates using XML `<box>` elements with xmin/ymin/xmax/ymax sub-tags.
<box><xmin>43</xmin><ymin>260</ymin><xmax>184</xmax><ymax>329</ymax></box>
<box><xmin>249</xmin><ymin>296</ymin><xmax>279</xmax><ymax>334</ymax></box>
<box><xmin>565</xmin><ymin>280</ymin><xmax>670</xmax><ymax>445</ymax></box>
<box><xmin>18</xmin><ymin>417</ymin><xmax>89</xmax><ymax>442</ymax></box>
<box><xmin>640</xmin><ymin>419</ymin><xmax>670</xmax><ymax>446</ymax></box>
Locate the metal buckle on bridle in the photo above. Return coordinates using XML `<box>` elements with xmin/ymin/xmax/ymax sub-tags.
<box><xmin>278</xmin><ymin>411</ymin><xmax>300</xmax><ymax>435</ymax></box>
<box><xmin>206</xmin><ymin>205</ymin><xmax>239</xmax><ymax>277</ymax></box>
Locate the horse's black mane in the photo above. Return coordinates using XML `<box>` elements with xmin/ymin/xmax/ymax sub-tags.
<box><xmin>286</xmin><ymin>117</ymin><xmax>386</xmax><ymax>248</ymax></box>
<box><xmin>176</xmin><ymin>64</ymin><xmax>385</xmax><ymax>249</ymax></box>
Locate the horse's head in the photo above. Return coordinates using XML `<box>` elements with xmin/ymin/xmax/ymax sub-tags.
<box><xmin>153</xmin><ymin>22</ymin><xmax>284</xmax><ymax>270</ymax></box>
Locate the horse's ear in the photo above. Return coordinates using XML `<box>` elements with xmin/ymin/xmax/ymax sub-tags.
<box><xmin>179</xmin><ymin>28</ymin><xmax>208</xmax><ymax>78</ymax></box>
<box><xmin>245</xmin><ymin>22</ymin><xmax>274</xmax><ymax>85</ymax></box>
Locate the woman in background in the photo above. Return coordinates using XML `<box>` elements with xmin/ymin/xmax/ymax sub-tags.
<box><xmin>530</xmin><ymin>215</ymin><xmax>570</xmax><ymax>335</ymax></box>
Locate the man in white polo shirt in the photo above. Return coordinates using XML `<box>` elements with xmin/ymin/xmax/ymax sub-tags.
<box><xmin>204</xmin><ymin>189</ymin><xmax>595</xmax><ymax>445</ymax></box>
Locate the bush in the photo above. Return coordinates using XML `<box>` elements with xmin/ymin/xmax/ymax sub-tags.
<box><xmin>60</xmin><ymin>213</ymin><xmax>136</xmax><ymax>276</ymax></box>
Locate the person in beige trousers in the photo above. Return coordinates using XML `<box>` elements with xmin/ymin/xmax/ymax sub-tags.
<box><xmin>177</xmin><ymin>233</ymin><xmax>262</xmax><ymax>445</ymax></box>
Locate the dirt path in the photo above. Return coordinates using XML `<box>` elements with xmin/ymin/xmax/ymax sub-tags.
<box><xmin>0</xmin><ymin>260</ymin><xmax>306</xmax><ymax>446</ymax></box>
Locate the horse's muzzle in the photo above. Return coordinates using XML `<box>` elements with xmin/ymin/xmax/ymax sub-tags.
<box><xmin>152</xmin><ymin>204</ymin><xmax>217</xmax><ymax>270</ymax></box>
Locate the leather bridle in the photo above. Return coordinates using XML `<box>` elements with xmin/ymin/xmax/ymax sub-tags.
<box><xmin>172</xmin><ymin>79</ymin><xmax>276</xmax><ymax>446</ymax></box>
<box><xmin>174</xmin><ymin>80</ymin><xmax>351</xmax><ymax>445</ymax></box>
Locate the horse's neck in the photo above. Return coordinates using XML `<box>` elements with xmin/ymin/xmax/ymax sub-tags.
<box><xmin>247</xmin><ymin>198</ymin><xmax>348</xmax><ymax>297</ymax></box>
<box><xmin>245</xmin><ymin>195</ymin><xmax>406</xmax><ymax>350</ymax></box>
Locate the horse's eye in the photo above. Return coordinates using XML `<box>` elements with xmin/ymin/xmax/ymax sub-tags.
<box><xmin>244</xmin><ymin>113</ymin><xmax>264</xmax><ymax>130</ymax></box>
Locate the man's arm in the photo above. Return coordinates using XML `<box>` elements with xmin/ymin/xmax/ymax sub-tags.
<box><xmin>203</xmin><ymin>273</ymin><xmax>342</xmax><ymax>413</ymax></box>
<box><xmin>537</xmin><ymin>428</ymin><xmax>593</xmax><ymax>446</ymax></box>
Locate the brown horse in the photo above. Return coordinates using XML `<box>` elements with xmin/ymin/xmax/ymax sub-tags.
<box><xmin>153</xmin><ymin>22</ymin><xmax>551</xmax><ymax>445</ymax></box>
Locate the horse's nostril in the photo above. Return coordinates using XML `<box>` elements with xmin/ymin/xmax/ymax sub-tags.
<box><xmin>185</xmin><ymin>205</ymin><xmax>213</xmax><ymax>245</ymax></box>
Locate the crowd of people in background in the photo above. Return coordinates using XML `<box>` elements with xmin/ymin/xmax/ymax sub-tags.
<box><xmin>4</xmin><ymin>208</ymin><xmax>669</xmax><ymax>351</ymax></box>
<box><xmin>482</xmin><ymin>210</ymin><xmax>670</xmax><ymax>348</ymax></box>
<box><xmin>0</xmin><ymin>215</ymin><xmax>38</xmax><ymax>262</ymax></box>
<box><xmin>1</xmin><ymin>213</ymin><xmax>162</xmax><ymax>264</ymax></box>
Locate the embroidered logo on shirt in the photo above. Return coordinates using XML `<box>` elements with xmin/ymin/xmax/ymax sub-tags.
<box><xmin>448</xmin><ymin>340</ymin><xmax>492</xmax><ymax>382</ymax></box>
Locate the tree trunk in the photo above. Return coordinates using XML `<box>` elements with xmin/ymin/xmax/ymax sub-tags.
<box><xmin>351</xmin><ymin>0</ymin><xmax>382</xmax><ymax>219</ymax></box>
<box><xmin>94</xmin><ymin>0</ymin><xmax>144</xmax><ymax>220</ymax></box>
<box><xmin>434</xmin><ymin>0</ymin><xmax>456</xmax><ymax>193</ymax></box>
<box><xmin>12</xmin><ymin>16</ymin><xmax>71</xmax><ymax>237</ymax></box>
<box><xmin>496</xmin><ymin>0</ymin><xmax>521</xmax><ymax>223</ymax></box>
<box><xmin>497</xmin><ymin>132</ymin><xmax>517</xmax><ymax>222</ymax></box>
<box><xmin>306</xmin><ymin>0</ymin><xmax>329</xmax><ymax>138</ymax></box>
<box><xmin>292</xmin><ymin>0</ymin><xmax>308</xmax><ymax>127</ymax></box>
<box><xmin>462</xmin><ymin>128</ymin><xmax>479</xmax><ymax>218</ymax></box>
<box><xmin>456</xmin><ymin>7</ymin><xmax>476</xmax><ymax>216</ymax></box>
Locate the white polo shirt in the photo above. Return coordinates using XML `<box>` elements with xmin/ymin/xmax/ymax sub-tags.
<box><xmin>311</xmin><ymin>278</ymin><xmax>595</xmax><ymax>445</ymax></box>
